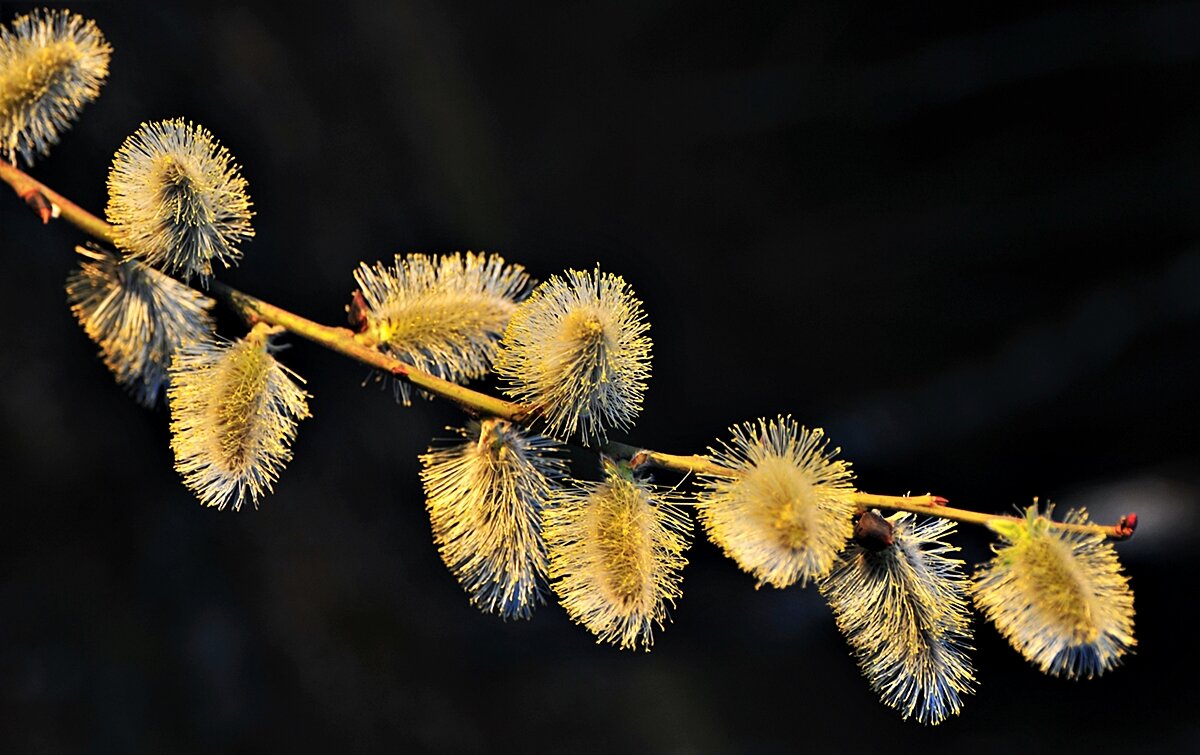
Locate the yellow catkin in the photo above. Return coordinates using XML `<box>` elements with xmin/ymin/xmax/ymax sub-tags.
<box><xmin>0</xmin><ymin>9</ymin><xmax>110</xmax><ymax>165</ymax></box>
<box><xmin>544</xmin><ymin>465</ymin><xmax>689</xmax><ymax>650</ymax></box>
<box><xmin>66</xmin><ymin>246</ymin><xmax>215</xmax><ymax>407</ymax></box>
<box><xmin>820</xmin><ymin>514</ymin><xmax>976</xmax><ymax>724</ymax></box>
<box><xmin>107</xmin><ymin>119</ymin><xmax>254</xmax><ymax>281</ymax></box>
<box><xmin>354</xmin><ymin>253</ymin><xmax>530</xmax><ymax>404</ymax></box>
<box><xmin>971</xmin><ymin>503</ymin><xmax>1135</xmax><ymax>678</ymax></box>
<box><xmin>697</xmin><ymin>416</ymin><xmax>856</xmax><ymax>588</ymax></box>
<box><xmin>167</xmin><ymin>328</ymin><xmax>310</xmax><ymax>510</ymax></box>
<box><xmin>494</xmin><ymin>267</ymin><xmax>651</xmax><ymax>444</ymax></box>
<box><xmin>419</xmin><ymin>420</ymin><xmax>567</xmax><ymax>619</ymax></box>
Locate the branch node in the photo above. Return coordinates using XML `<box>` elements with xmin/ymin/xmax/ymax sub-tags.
<box><xmin>854</xmin><ymin>509</ymin><xmax>894</xmax><ymax>551</ymax></box>
<box><xmin>347</xmin><ymin>290</ymin><xmax>369</xmax><ymax>332</ymax></box>
<box><xmin>20</xmin><ymin>188</ymin><xmax>57</xmax><ymax>224</ymax></box>
<box><xmin>628</xmin><ymin>450</ymin><xmax>651</xmax><ymax>470</ymax></box>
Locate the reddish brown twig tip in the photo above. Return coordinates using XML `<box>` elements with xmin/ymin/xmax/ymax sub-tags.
<box><xmin>930</xmin><ymin>495</ymin><xmax>949</xmax><ymax>506</ymax></box>
<box><xmin>20</xmin><ymin>188</ymin><xmax>55</xmax><ymax>224</ymax></box>
<box><xmin>1114</xmin><ymin>513</ymin><xmax>1138</xmax><ymax>540</ymax></box>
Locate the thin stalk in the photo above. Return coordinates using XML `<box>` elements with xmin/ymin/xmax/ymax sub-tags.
<box><xmin>1</xmin><ymin>157</ymin><xmax>1136</xmax><ymax>540</ymax></box>
<box><xmin>211</xmin><ymin>281</ymin><xmax>531</xmax><ymax>421</ymax></box>
<box><xmin>0</xmin><ymin>158</ymin><xmax>115</xmax><ymax>242</ymax></box>
<box><xmin>1</xmin><ymin>157</ymin><xmax>532</xmax><ymax>421</ymax></box>
<box><xmin>853</xmin><ymin>492</ymin><xmax>1136</xmax><ymax>540</ymax></box>
<box><xmin>622</xmin><ymin>446</ymin><xmax>1136</xmax><ymax>540</ymax></box>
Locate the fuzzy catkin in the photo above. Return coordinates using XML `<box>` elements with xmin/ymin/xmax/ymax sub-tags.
<box><xmin>0</xmin><ymin>8</ymin><xmax>110</xmax><ymax>165</ymax></box>
<box><xmin>66</xmin><ymin>246</ymin><xmax>216</xmax><ymax>408</ymax></box>
<box><xmin>354</xmin><ymin>252</ymin><xmax>530</xmax><ymax>404</ymax></box>
<box><xmin>494</xmin><ymin>267</ymin><xmax>651</xmax><ymax>444</ymax></box>
<box><xmin>697</xmin><ymin>416</ymin><xmax>856</xmax><ymax>588</ymax></box>
<box><xmin>107</xmin><ymin>119</ymin><xmax>254</xmax><ymax>281</ymax></box>
<box><xmin>167</xmin><ymin>328</ymin><xmax>310</xmax><ymax>510</ymax></box>
<box><xmin>971</xmin><ymin>504</ymin><xmax>1135</xmax><ymax>678</ymax></box>
<box><xmin>820</xmin><ymin>514</ymin><xmax>976</xmax><ymax>724</ymax></box>
<box><xmin>419</xmin><ymin>420</ymin><xmax>567</xmax><ymax>619</ymax></box>
<box><xmin>544</xmin><ymin>467</ymin><xmax>690</xmax><ymax>650</ymax></box>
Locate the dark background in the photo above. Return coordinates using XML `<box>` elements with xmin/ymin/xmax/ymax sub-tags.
<box><xmin>2</xmin><ymin>1</ymin><xmax>1198</xmax><ymax>752</ymax></box>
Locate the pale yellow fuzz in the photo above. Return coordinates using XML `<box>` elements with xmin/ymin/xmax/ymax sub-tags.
<box><xmin>820</xmin><ymin>515</ymin><xmax>976</xmax><ymax>724</ymax></box>
<box><xmin>212</xmin><ymin>343</ymin><xmax>272</xmax><ymax>465</ymax></box>
<box><xmin>495</xmin><ymin>267</ymin><xmax>651</xmax><ymax>444</ymax></box>
<box><xmin>0</xmin><ymin>43</ymin><xmax>80</xmax><ymax>113</ymax></box>
<box><xmin>697</xmin><ymin>417</ymin><xmax>856</xmax><ymax>588</ymax></box>
<box><xmin>971</xmin><ymin>504</ymin><xmax>1135</xmax><ymax>678</ymax></box>
<box><xmin>740</xmin><ymin>455</ymin><xmax>821</xmax><ymax>550</ymax></box>
<box><xmin>107</xmin><ymin>119</ymin><xmax>254</xmax><ymax>281</ymax></box>
<box><xmin>419</xmin><ymin>420</ymin><xmax>567</xmax><ymax>619</ymax></box>
<box><xmin>0</xmin><ymin>9</ymin><xmax>111</xmax><ymax>165</ymax></box>
<box><xmin>544</xmin><ymin>469</ymin><xmax>689</xmax><ymax>651</ymax></box>
<box><xmin>354</xmin><ymin>253</ymin><xmax>530</xmax><ymax>404</ymax></box>
<box><xmin>167</xmin><ymin>329</ymin><xmax>310</xmax><ymax>510</ymax></box>
<box><xmin>592</xmin><ymin>487</ymin><xmax>653</xmax><ymax>606</ymax></box>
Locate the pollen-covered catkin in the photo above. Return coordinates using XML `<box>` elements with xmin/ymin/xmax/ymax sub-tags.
<box><xmin>107</xmin><ymin>119</ymin><xmax>254</xmax><ymax>281</ymax></box>
<box><xmin>0</xmin><ymin>8</ymin><xmax>110</xmax><ymax>165</ymax></box>
<box><xmin>419</xmin><ymin>420</ymin><xmax>567</xmax><ymax>619</ymax></box>
<box><xmin>544</xmin><ymin>463</ymin><xmax>689</xmax><ymax>650</ymax></box>
<box><xmin>697</xmin><ymin>416</ymin><xmax>856</xmax><ymax>588</ymax></box>
<box><xmin>167</xmin><ymin>326</ymin><xmax>310</xmax><ymax>510</ymax></box>
<box><xmin>354</xmin><ymin>253</ymin><xmax>530</xmax><ymax>404</ymax></box>
<box><xmin>820</xmin><ymin>514</ymin><xmax>976</xmax><ymax>725</ymax></box>
<box><xmin>67</xmin><ymin>246</ymin><xmax>216</xmax><ymax>408</ymax></box>
<box><xmin>494</xmin><ymin>267</ymin><xmax>651</xmax><ymax>444</ymax></box>
<box><xmin>971</xmin><ymin>504</ymin><xmax>1135</xmax><ymax>678</ymax></box>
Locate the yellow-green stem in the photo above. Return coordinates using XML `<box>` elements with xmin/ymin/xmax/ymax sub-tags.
<box><xmin>211</xmin><ymin>281</ymin><xmax>530</xmax><ymax>421</ymax></box>
<box><xmin>621</xmin><ymin>448</ymin><xmax>1135</xmax><ymax>540</ymax></box>
<box><xmin>1</xmin><ymin>157</ymin><xmax>1135</xmax><ymax>540</ymax></box>
<box><xmin>0</xmin><ymin>158</ymin><xmax>115</xmax><ymax>242</ymax></box>
<box><xmin>0</xmin><ymin>157</ymin><xmax>532</xmax><ymax>421</ymax></box>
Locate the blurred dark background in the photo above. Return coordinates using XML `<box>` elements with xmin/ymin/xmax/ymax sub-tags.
<box><xmin>2</xmin><ymin>1</ymin><xmax>1198</xmax><ymax>752</ymax></box>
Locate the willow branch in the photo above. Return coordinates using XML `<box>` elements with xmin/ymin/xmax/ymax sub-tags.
<box><xmin>1</xmin><ymin>157</ymin><xmax>534</xmax><ymax>421</ymax></box>
<box><xmin>0</xmin><ymin>158</ymin><xmax>115</xmax><ymax>241</ymax></box>
<box><xmin>623</xmin><ymin>447</ymin><xmax>1137</xmax><ymax>540</ymax></box>
<box><xmin>1</xmin><ymin>157</ymin><xmax>1136</xmax><ymax>540</ymax></box>
<box><xmin>210</xmin><ymin>281</ymin><xmax>532</xmax><ymax>422</ymax></box>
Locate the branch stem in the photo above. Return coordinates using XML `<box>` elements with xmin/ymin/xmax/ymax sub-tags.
<box><xmin>621</xmin><ymin>446</ymin><xmax>1135</xmax><ymax>540</ymax></box>
<box><xmin>1</xmin><ymin>157</ymin><xmax>1135</xmax><ymax>540</ymax></box>
<box><xmin>211</xmin><ymin>281</ymin><xmax>531</xmax><ymax>421</ymax></box>
<box><xmin>0</xmin><ymin>158</ymin><xmax>115</xmax><ymax>242</ymax></box>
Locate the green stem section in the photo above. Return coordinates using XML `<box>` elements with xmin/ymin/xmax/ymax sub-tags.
<box><xmin>1</xmin><ymin>158</ymin><xmax>1135</xmax><ymax>540</ymax></box>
